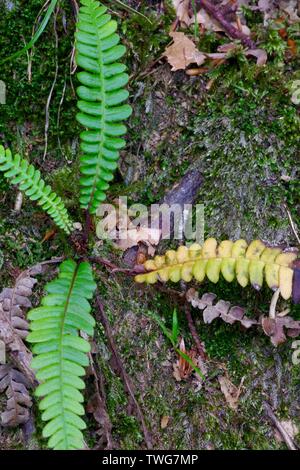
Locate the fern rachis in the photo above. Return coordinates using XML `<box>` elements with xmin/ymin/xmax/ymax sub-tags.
<box><xmin>27</xmin><ymin>260</ymin><xmax>96</xmax><ymax>450</ymax></box>
<box><xmin>75</xmin><ymin>0</ymin><xmax>132</xmax><ymax>214</ymax></box>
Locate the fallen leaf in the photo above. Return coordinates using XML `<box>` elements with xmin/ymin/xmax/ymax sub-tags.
<box><xmin>116</xmin><ymin>227</ymin><xmax>161</xmax><ymax>251</ymax></box>
<box><xmin>261</xmin><ymin>316</ymin><xmax>300</xmax><ymax>346</ymax></box>
<box><xmin>186</xmin><ymin>289</ymin><xmax>257</xmax><ymax>328</ymax></box>
<box><xmin>41</xmin><ymin>228</ymin><xmax>57</xmax><ymax>243</ymax></box>
<box><xmin>0</xmin><ymin>365</ymin><xmax>32</xmax><ymax>426</ymax></box>
<box><xmin>246</xmin><ymin>48</ymin><xmax>268</xmax><ymax>65</ymax></box>
<box><xmin>218</xmin><ymin>375</ymin><xmax>244</xmax><ymax>411</ymax></box>
<box><xmin>173</xmin><ymin>338</ymin><xmax>197</xmax><ymax>381</ymax></box>
<box><xmin>164</xmin><ymin>32</ymin><xmax>206</xmax><ymax>71</ymax></box>
<box><xmin>160</xmin><ymin>415</ymin><xmax>170</xmax><ymax>429</ymax></box>
<box><xmin>287</xmin><ymin>38</ymin><xmax>297</xmax><ymax>57</ymax></box>
<box><xmin>172</xmin><ymin>0</ymin><xmax>191</xmax><ymax>25</ymax></box>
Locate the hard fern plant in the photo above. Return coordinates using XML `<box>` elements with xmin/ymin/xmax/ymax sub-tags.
<box><xmin>1</xmin><ymin>0</ymin><xmax>300</xmax><ymax>453</ymax></box>
<box><xmin>0</xmin><ymin>0</ymin><xmax>132</xmax><ymax>450</ymax></box>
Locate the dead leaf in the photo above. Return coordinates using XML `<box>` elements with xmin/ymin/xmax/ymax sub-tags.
<box><xmin>172</xmin><ymin>0</ymin><xmax>191</xmax><ymax>25</ymax></box>
<box><xmin>261</xmin><ymin>316</ymin><xmax>300</xmax><ymax>346</ymax></box>
<box><xmin>41</xmin><ymin>228</ymin><xmax>56</xmax><ymax>243</ymax></box>
<box><xmin>0</xmin><ymin>365</ymin><xmax>32</xmax><ymax>426</ymax></box>
<box><xmin>116</xmin><ymin>227</ymin><xmax>161</xmax><ymax>251</ymax></box>
<box><xmin>218</xmin><ymin>375</ymin><xmax>244</xmax><ymax>411</ymax></box>
<box><xmin>160</xmin><ymin>415</ymin><xmax>170</xmax><ymax>429</ymax></box>
<box><xmin>0</xmin><ymin>263</ymin><xmax>48</xmax><ymax>385</ymax></box>
<box><xmin>186</xmin><ymin>289</ymin><xmax>257</xmax><ymax>328</ymax></box>
<box><xmin>173</xmin><ymin>338</ymin><xmax>197</xmax><ymax>381</ymax></box>
<box><xmin>164</xmin><ymin>32</ymin><xmax>206</xmax><ymax>71</ymax></box>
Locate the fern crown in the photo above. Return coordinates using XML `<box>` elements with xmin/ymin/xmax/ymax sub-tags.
<box><xmin>76</xmin><ymin>0</ymin><xmax>132</xmax><ymax>214</ymax></box>
<box><xmin>27</xmin><ymin>260</ymin><xmax>96</xmax><ymax>450</ymax></box>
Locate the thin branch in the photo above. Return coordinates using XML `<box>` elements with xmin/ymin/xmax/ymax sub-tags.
<box><xmin>264</xmin><ymin>401</ymin><xmax>298</xmax><ymax>450</ymax></box>
<box><xmin>269</xmin><ymin>288</ymin><xmax>280</xmax><ymax>320</ymax></box>
<box><xmin>284</xmin><ymin>203</ymin><xmax>300</xmax><ymax>246</ymax></box>
<box><xmin>184</xmin><ymin>303</ymin><xmax>207</xmax><ymax>360</ymax></box>
<box><xmin>197</xmin><ymin>0</ymin><xmax>256</xmax><ymax>49</ymax></box>
<box><xmin>94</xmin><ymin>292</ymin><xmax>153</xmax><ymax>450</ymax></box>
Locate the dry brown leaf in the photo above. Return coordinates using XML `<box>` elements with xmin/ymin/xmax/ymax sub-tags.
<box><xmin>186</xmin><ymin>289</ymin><xmax>257</xmax><ymax>328</ymax></box>
<box><xmin>0</xmin><ymin>270</ymin><xmax>38</xmax><ymax>340</ymax></box>
<box><xmin>218</xmin><ymin>375</ymin><xmax>244</xmax><ymax>411</ymax></box>
<box><xmin>0</xmin><ymin>364</ymin><xmax>32</xmax><ymax>426</ymax></box>
<box><xmin>173</xmin><ymin>338</ymin><xmax>197</xmax><ymax>381</ymax></box>
<box><xmin>160</xmin><ymin>415</ymin><xmax>170</xmax><ymax>429</ymax></box>
<box><xmin>246</xmin><ymin>48</ymin><xmax>268</xmax><ymax>65</ymax></box>
<box><xmin>116</xmin><ymin>227</ymin><xmax>161</xmax><ymax>252</ymax></box>
<box><xmin>164</xmin><ymin>32</ymin><xmax>206</xmax><ymax>71</ymax></box>
<box><xmin>172</xmin><ymin>0</ymin><xmax>191</xmax><ymax>25</ymax></box>
<box><xmin>261</xmin><ymin>316</ymin><xmax>300</xmax><ymax>346</ymax></box>
<box><xmin>0</xmin><ymin>263</ymin><xmax>47</xmax><ymax>385</ymax></box>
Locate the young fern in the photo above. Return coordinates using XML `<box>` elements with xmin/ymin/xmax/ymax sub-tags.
<box><xmin>0</xmin><ymin>146</ymin><xmax>73</xmax><ymax>234</ymax></box>
<box><xmin>75</xmin><ymin>0</ymin><xmax>132</xmax><ymax>214</ymax></box>
<box><xmin>27</xmin><ymin>260</ymin><xmax>96</xmax><ymax>450</ymax></box>
<box><xmin>135</xmin><ymin>239</ymin><xmax>299</xmax><ymax>302</ymax></box>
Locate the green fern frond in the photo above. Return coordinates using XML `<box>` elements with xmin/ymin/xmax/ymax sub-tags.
<box><xmin>75</xmin><ymin>0</ymin><xmax>132</xmax><ymax>214</ymax></box>
<box><xmin>27</xmin><ymin>260</ymin><xmax>96</xmax><ymax>450</ymax></box>
<box><xmin>0</xmin><ymin>145</ymin><xmax>73</xmax><ymax>234</ymax></box>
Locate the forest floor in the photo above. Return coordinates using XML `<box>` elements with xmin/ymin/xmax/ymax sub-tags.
<box><xmin>0</xmin><ymin>0</ymin><xmax>300</xmax><ymax>450</ymax></box>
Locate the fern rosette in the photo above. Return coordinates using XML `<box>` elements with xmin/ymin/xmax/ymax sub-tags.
<box><xmin>75</xmin><ymin>0</ymin><xmax>132</xmax><ymax>214</ymax></box>
<box><xmin>27</xmin><ymin>260</ymin><xmax>96</xmax><ymax>450</ymax></box>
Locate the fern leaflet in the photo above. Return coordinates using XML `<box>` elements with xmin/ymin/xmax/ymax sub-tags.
<box><xmin>27</xmin><ymin>260</ymin><xmax>96</xmax><ymax>450</ymax></box>
<box><xmin>75</xmin><ymin>0</ymin><xmax>132</xmax><ymax>214</ymax></box>
<box><xmin>0</xmin><ymin>146</ymin><xmax>73</xmax><ymax>234</ymax></box>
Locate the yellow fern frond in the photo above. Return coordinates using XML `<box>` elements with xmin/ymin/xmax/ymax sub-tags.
<box><xmin>135</xmin><ymin>239</ymin><xmax>299</xmax><ymax>300</ymax></box>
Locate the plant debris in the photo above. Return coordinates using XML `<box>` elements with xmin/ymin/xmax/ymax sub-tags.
<box><xmin>218</xmin><ymin>375</ymin><xmax>244</xmax><ymax>411</ymax></box>
<box><xmin>0</xmin><ymin>364</ymin><xmax>32</xmax><ymax>426</ymax></box>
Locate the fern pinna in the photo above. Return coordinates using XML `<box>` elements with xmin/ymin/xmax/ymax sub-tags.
<box><xmin>0</xmin><ymin>145</ymin><xmax>72</xmax><ymax>234</ymax></box>
<box><xmin>135</xmin><ymin>239</ymin><xmax>299</xmax><ymax>302</ymax></box>
<box><xmin>75</xmin><ymin>0</ymin><xmax>132</xmax><ymax>214</ymax></box>
<box><xmin>27</xmin><ymin>260</ymin><xmax>96</xmax><ymax>450</ymax></box>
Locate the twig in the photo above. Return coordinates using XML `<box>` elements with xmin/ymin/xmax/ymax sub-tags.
<box><xmin>264</xmin><ymin>401</ymin><xmax>298</xmax><ymax>450</ymax></box>
<box><xmin>88</xmin><ymin>352</ymin><xmax>114</xmax><ymax>450</ymax></box>
<box><xmin>284</xmin><ymin>203</ymin><xmax>300</xmax><ymax>246</ymax></box>
<box><xmin>90</xmin><ymin>256</ymin><xmax>146</xmax><ymax>276</ymax></box>
<box><xmin>94</xmin><ymin>292</ymin><xmax>153</xmax><ymax>449</ymax></box>
<box><xmin>43</xmin><ymin>6</ymin><xmax>59</xmax><ymax>160</ymax></box>
<box><xmin>184</xmin><ymin>303</ymin><xmax>206</xmax><ymax>360</ymax></box>
<box><xmin>197</xmin><ymin>0</ymin><xmax>256</xmax><ymax>49</ymax></box>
